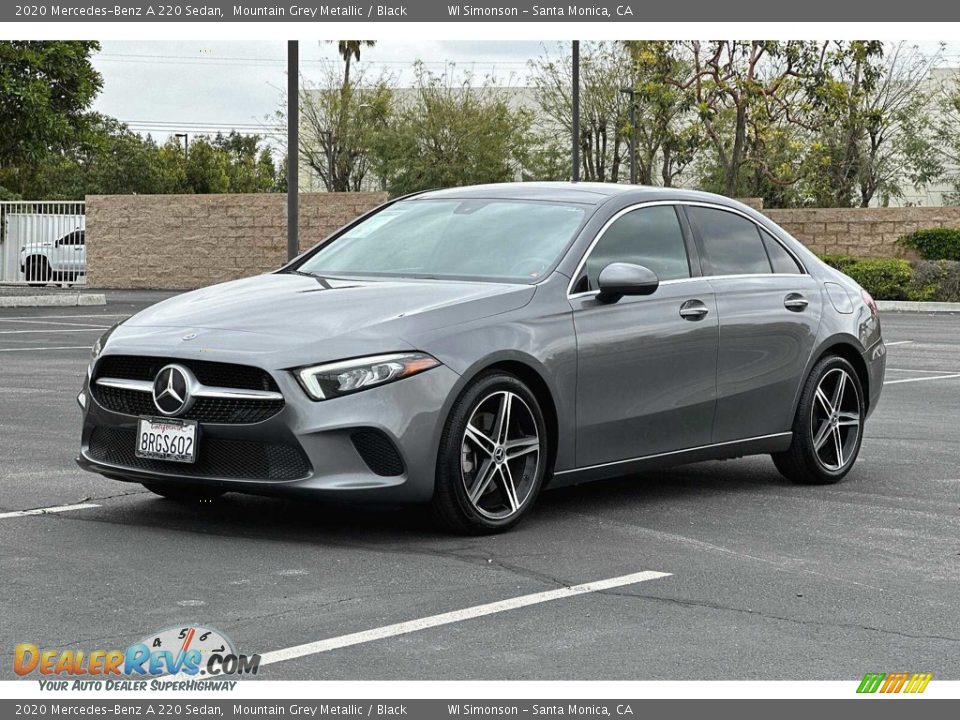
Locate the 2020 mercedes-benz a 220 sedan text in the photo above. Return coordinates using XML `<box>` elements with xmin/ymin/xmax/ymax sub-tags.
<box><xmin>77</xmin><ymin>183</ymin><xmax>886</xmax><ymax>533</ymax></box>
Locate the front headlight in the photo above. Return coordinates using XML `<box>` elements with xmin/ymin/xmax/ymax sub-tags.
<box><xmin>89</xmin><ymin>322</ymin><xmax>121</xmax><ymax>377</ymax></box>
<box><xmin>295</xmin><ymin>352</ymin><xmax>440</xmax><ymax>401</ymax></box>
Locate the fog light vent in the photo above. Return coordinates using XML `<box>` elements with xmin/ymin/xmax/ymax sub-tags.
<box><xmin>351</xmin><ymin>430</ymin><xmax>405</xmax><ymax>477</ymax></box>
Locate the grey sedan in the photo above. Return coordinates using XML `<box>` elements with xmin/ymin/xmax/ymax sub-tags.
<box><xmin>78</xmin><ymin>183</ymin><xmax>885</xmax><ymax>533</ymax></box>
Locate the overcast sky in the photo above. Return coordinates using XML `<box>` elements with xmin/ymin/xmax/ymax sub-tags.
<box><xmin>90</xmin><ymin>39</ymin><xmax>960</xmax><ymax>146</ymax></box>
<box><xmin>91</xmin><ymin>40</ymin><xmax>547</xmax><ymax>144</ymax></box>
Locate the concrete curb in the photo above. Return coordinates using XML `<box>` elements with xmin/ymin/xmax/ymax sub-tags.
<box><xmin>877</xmin><ymin>300</ymin><xmax>960</xmax><ymax>313</ymax></box>
<box><xmin>0</xmin><ymin>293</ymin><xmax>106</xmax><ymax>308</ymax></box>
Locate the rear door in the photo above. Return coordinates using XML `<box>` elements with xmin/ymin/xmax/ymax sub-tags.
<box><xmin>684</xmin><ymin>205</ymin><xmax>821</xmax><ymax>443</ymax></box>
<box><xmin>570</xmin><ymin>204</ymin><xmax>719</xmax><ymax>467</ymax></box>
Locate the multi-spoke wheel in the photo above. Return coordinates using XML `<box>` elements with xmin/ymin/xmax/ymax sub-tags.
<box><xmin>432</xmin><ymin>372</ymin><xmax>549</xmax><ymax>533</ymax></box>
<box><xmin>773</xmin><ymin>355</ymin><xmax>865</xmax><ymax>485</ymax></box>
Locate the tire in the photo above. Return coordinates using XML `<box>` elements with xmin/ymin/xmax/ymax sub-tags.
<box><xmin>142</xmin><ymin>483</ymin><xmax>226</xmax><ymax>503</ymax></box>
<box><xmin>431</xmin><ymin>371</ymin><xmax>550</xmax><ymax>534</ymax></box>
<box><xmin>772</xmin><ymin>354</ymin><xmax>865</xmax><ymax>485</ymax></box>
<box><xmin>26</xmin><ymin>256</ymin><xmax>51</xmax><ymax>285</ymax></box>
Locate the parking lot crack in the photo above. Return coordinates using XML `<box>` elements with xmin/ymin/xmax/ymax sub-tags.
<box><xmin>601</xmin><ymin>590</ymin><xmax>960</xmax><ymax>644</ymax></box>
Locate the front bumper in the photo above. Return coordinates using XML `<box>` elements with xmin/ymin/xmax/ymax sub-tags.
<box><xmin>78</xmin><ymin>362</ymin><xmax>461</xmax><ymax>504</ymax></box>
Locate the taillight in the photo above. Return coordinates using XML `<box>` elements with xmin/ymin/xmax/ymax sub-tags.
<box><xmin>862</xmin><ymin>289</ymin><xmax>879</xmax><ymax>317</ymax></box>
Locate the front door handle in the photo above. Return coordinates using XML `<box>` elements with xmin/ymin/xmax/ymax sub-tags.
<box><xmin>679</xmin><ymin>299</ymin><xmax>709</xmax><ymax>321</ymax></box>
<box><xmin>784</xmin><ymin>293</ymin><xmax>809</xmax><ymax>312</ymax></box>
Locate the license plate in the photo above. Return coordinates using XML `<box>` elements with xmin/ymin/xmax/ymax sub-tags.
<box><xmin>135</xmin><ymin>417</ymin><xmax>198</xmax><ymax>463</ymax></box>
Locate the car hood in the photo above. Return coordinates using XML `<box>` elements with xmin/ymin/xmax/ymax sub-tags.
<box><xmin>110</xmin><ymin>272</ymin><xmax>535</xmax><ymax>368</ymax></box>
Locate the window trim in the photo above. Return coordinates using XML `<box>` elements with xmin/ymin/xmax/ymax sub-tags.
<box><xmin>682</xmin><ymin>203</ymin><xmax>808</xmax><ymax>279</ymax></box>
<box><xmin>567</xmin><ymin>201</ymin><xmax>694</xmax><ymax>298</ymax></box>
<box><xmin>757</xmin><ymin>225</ymin><xmax>802</xmax><ymax>275</ymax></box>
<box><xmin>567</xmin><ymin>200</ymin><xmax>808</xmax><ymax>299</ymax></box>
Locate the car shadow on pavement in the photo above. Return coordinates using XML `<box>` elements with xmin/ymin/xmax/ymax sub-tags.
<box><xmin>100</xmin><ymin>456</ymin><xmax>796</xmax><ymax>545</ymax></box>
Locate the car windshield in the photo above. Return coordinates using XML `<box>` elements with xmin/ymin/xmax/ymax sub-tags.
<box><xmin>296</xmin><ymin>198</ymin><xmax>588</xmax><ymax>283</ymax></box>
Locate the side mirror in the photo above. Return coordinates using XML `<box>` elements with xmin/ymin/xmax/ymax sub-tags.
<box><xmin>597</xmin><ymin>263</ymin><xmax>660</xmax><ymax>303</ymax></box>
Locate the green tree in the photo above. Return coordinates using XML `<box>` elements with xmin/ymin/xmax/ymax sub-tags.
<box><xmin>624</xmin><ymin>41</ymin><xmax>700</xmax><ymax>186</ymax></box>
<box><xmin>0</xmin><ymin>41</ymin><xmax>103</xmax><ymax>196</ymax></box>
<box><xmin>670</xmin><ymin>40</ymin><xmax>823</xmax><ymax>198</ymax></box>
<box><xmin>856</xmin><ymin>43</ymin><xmax>941</xmax><ymax>207</ymax></box>
<box><xmin>798</xmin><ymin>41</ymin><xmax>886</xmax><ymax>207</ymax></box>
<box><xmin>297</xmin><ymin>61</ymin><xmax>393</xmax><ymax>191</ymax></box>
<box><xmin>184</xmin><ymin>138</ymin><xmax>230</xmax><ymax>194</ymax></box>
<box><xmin>0</xmin><ymin>116</ymin><xmax>178</xmax><ymax>199</ymax></box>
<box><xmin>369</xmin><ymin>65</ymin><xmax>533</xmax><ymax>196</ymax></box>
<box><xmin>212</xmin><ymin>131</ymin><xmax>279</xmax><ymax>193</ymax></box>
<box><xmin>530</xmin><ymin>42</ymin><xmax>633</xmax><ymax>182</ymax></box>
<box><xmin>330</xmin><ymin>40</ymin><xmax>376</xmax><ymax>88</ymax></box>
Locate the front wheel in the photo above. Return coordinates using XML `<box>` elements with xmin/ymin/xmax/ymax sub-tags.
<box><xmin>431</xmin><ymin>372</ymin><xmax>549</xmax><ymax>534</ymax></box>
<box><xmin>142</xmin><ymin>483</ymin><xmax>225</xmax><ymax>503</ymax></box>
<box><xmin>772</xmin><ymin>355</ymin><xmax>865</xmax><ymax>485</ymax></box>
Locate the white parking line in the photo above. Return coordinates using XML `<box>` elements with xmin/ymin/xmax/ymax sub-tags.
<box><xmin>0</xmin><ymin>346</ymin><xmax>89</xmax><ymax>352</ymax></box>
<box><xmin>0</xmin><ymin>314</ymin><xmax>127</xmax><ymax>321</ymax></box>
<box><xmin>0</xmin><ymin>502</ymin><xmax>100</xmax><ymax>520</ymax></box>
<box><xmin>0</xmin><ymin>319</ymin><xmax>110</xmax><ymax>328</ymax></box>
<box><xmin>887</xmin><ymin>367</ymin><xmax>959</xmax><ymax>374</ymax></box>
<box><xmin>884</xmin><ymin>373</ymin><xmax>960</xmax><ymax>386</ymax></box>
<box><xmin>885</xmin><ymin>340</ymin><xmax>914</xmax><ymax>346</ymax></box>
<box><xmin>0</xmin><ymin>328</ymin><xmax>105</xmax><ymax>334</ymax></box>
<box><xmin>259</xmin><ymin>569</ymin><xmax>671</xmax><ymax>667</ymax></box>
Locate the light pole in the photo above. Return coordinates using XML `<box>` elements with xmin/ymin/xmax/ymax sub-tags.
<box><xmin>174</xmin><ymin>133</ymin><xmax>189</xmax><ymax>159</ymax></box>
<box><xmin>287</xmin><ymin>40</ymin><xmax>299</xmax><ymax>262</ymax></box>
<box><xmin>572</xmin><ymin>41</ymin><xmax>580</xmax><ymax>182</ymax></box>
<box><xmin>620</xmin><ymin>87</ymin><xmax>636</xmax><ymax>185</ymax></box>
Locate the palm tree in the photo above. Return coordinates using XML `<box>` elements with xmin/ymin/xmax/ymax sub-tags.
<box><xmin>330</xmin><ymin>40</ymin><xmax>375</xmax><ymax>88</ymax></box>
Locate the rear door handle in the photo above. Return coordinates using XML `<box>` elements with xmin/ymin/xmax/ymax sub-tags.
<box><xmin>679</xmin><ymin>299</ymin><xmax>709</xmax><ymax>321</ymax></box>
<box><xmin>784</xmin><ymin>293</ymin><xmax>809</xmax><ymax>311</ymax></box>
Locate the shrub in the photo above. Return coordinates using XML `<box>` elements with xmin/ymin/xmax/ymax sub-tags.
<box><xmin>898</xmin><ymin>228</ymin><xmax>960</xmax><ymax>261</ymax></box>
<box><xmin>819</xmin><ymin>255</ymin><xmax>913</xmax><ymax>300</ymax></box>
<box><xmin>909</xmin><ymin>260</ymin><xmax>960</xmax><ymax>302</ymax></box>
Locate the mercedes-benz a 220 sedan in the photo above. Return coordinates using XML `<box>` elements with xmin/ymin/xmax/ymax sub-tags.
<box><xmin>78</xmin><ymin>183</ymin><xmax>885</xmax><ymax>533</ymax></box>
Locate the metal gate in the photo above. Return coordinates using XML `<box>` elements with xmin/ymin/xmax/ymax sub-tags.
<box><xmin>0</xmin><ymin>201</ymin><xmax>86</xmax><ymax>285</ymax></box>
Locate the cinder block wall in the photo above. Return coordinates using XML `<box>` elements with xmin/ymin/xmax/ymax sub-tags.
<box><xmin>762</xmin><ymin>207</ymin><xmax>960</xmax><ymax>259</ymax></box>
<box><xmin>740</xmin><ymin>199</ymin><xmax>960</xmax><ymax>259</ymax></box>
<box><xmin>87</xmin><ymin>192</ymin><xmax>960</xmax><ymax>290</ymax></box>
<box><xmin>86</xmin><ymin>192</ymin><xmax>387</xmax><ymax>289</ymax></box>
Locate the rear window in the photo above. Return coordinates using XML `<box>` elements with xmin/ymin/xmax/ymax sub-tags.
<box><xmin>761</xmin><ymin>230</ymin><xmax>803</xmax><ymax>274</ymax></box>
<box><xmin>687</xmin><ymin>206</ymin><xmax>771</xmax><ymax>276</ymax></box>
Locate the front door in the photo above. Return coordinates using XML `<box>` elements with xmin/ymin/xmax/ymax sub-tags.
<box><xmin>570</xmin><ymin>205</ymin><xmax>719</xmax><ymax>468</ymax></box>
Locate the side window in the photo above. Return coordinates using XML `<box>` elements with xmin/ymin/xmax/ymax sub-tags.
<box><xmin>687</xmin><ymin>206</ymin><xmax>771</xmax><ymax>276</ymax></box>
<box><xmin>582</xmin><ymin>206</ymin><xmax>690</xmax><ymax>291</ymax></box>
<box><xmin>761</xmin><ymin>230</ymin><xmax>802</xmax><ymax>274</ymax></box>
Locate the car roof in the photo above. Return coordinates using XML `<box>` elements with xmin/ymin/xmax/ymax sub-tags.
<box><xmin>412</xmin><ymin>182</ymin><xmax>743</xmax><ymax>208</ymax></box>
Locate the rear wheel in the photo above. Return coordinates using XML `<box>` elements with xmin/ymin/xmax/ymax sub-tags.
<box><xmin>26</xmin><ymin>256</ymin><xmax>51</xmax><ymax>285</ymax></box>
<box><xmin>772</xmin><ymin>355</ymin><xmax>865</xmax><ymax>485</ymax></box>
<box><xmin>431</xmin><ymin>372</ymin><xmax>549</xmax><ymax>534</ymax></box>
<box><xmin>142</xmin><ymin>483</ymin><xmax>225</xmax><ymax>503</ymax></box>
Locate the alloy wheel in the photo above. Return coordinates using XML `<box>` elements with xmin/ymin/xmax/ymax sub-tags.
<box><xmin>810</xmin><ymin>367</ymin><xmax>862</xmax><ymax>471</ymax></box>
<box><xmin>460</xmin><ymin>390</ymin><xmax>541</xmax><ymax>520</ymax></box>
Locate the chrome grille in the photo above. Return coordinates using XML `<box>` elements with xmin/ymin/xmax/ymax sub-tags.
<box><xmin>91</xmin><ymin>355</ymin><xmax>285</xmax><ymax>424</ymax></box>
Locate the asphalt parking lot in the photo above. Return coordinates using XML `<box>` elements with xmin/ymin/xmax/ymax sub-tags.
<box><xmin>1</xmin><ymin>295</ymin><xmax>958</xmax><ymax>680</ymax></box>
